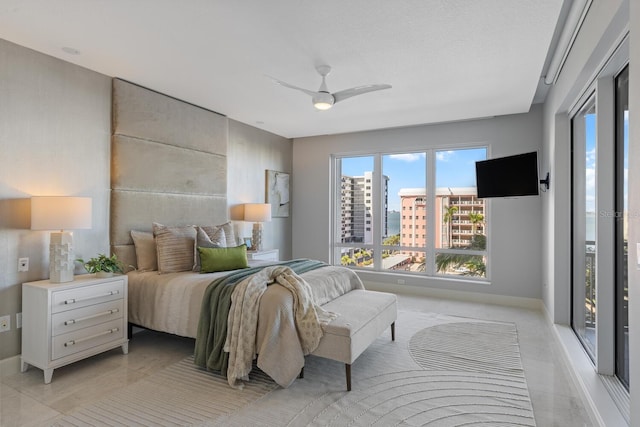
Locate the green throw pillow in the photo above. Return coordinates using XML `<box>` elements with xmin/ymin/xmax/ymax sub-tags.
<box><xmin>198</xmin><ymin>245</ymin><xmax>249</xmax><ymax>273</ymax></box>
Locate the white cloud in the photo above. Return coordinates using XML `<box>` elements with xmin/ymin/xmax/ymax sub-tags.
<box><xmin>388</xmin><ymin>153</ymin><xmax>425</xmax><ymax>162</ymax></box>
<box><xmin>585</xmin><ymin>148</ymin><xmax>596</xmax><ymax>168</ymax></box>
<box><xmin>436</xmin><ymin>150</ymin><xmax>455</xmax><ymax>162</ymax></box>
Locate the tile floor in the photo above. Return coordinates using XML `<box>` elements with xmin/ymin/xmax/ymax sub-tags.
<box><xmin>0</xmin><ymin>294</ymin><xmax>594</xmax><ymax>426</ymax></box>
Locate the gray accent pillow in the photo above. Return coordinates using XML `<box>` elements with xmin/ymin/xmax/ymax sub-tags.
<box><xmin>200</xmin><ymin>221</ymin><xmax>236</xmax><ymax>248</ymax></box>
<box><xmin>193</xmin><ymin>226</ymin><xmax>224</xmax><ymax>272</ymax></box>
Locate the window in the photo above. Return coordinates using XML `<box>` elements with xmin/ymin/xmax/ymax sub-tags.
<box><xmin>332</xmin><ymin>148</ymin><xmax>487</xmax><ymax>279</ymax></box>
<box><xmin>571</xmin><ymin>94</ymin><xmax>597</xmax><ymax>359</ymax></box>
<box><xmin>570</xmin><ymin>41</ymin><xmax>629</xmax><ymax>394</ymax></box>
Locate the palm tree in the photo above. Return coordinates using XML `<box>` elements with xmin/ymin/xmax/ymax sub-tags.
<box><xmin>468</xmin><ymin>212</ymin><xmax>484</xmax><ymax>235</ymax></box>
<box><xmin>443</xmin><ymin>205</ymin><xmax>458</xmax><ymax>248</ymax></box>
<box><xmin>435</xmin><ymin>233</ymin><xmax>486</xmax><ymax>276</ymax></box>
<box><xmin>341</xmin><ymin>255</ymin><xmax>355</xmax><ymax>266</ymax></box>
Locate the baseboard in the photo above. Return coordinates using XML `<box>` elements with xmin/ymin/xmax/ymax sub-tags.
<box><xmin>550</xmin><ymin>324</ymin><xmax>628</xmax><ymax>426</ymax></box>
<box><xmin>0</xmin><ymin>355</ymin><xmax>21</xmax><ymax>379</ymax></box>
<box><xmin>363</xmin><ymin>280</ymin><xmax>543</xmax><ymax>310</ymax></box>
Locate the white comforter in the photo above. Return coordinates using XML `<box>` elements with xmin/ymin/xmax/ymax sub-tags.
<box><xmin>225</xmin><ymin>265</ymin><xmax>339</xmax><ymax>388</ymax></box>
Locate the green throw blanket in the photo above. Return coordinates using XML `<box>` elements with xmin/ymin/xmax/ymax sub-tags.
<box><xmin>193</xmin><ymin>258</ymin><xmax>327</xmax><ymax>375</ymax></box>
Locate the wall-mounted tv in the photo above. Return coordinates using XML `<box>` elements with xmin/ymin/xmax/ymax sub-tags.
<box><xmin>475</xmin><ymin>152</ymin><xmax>539</xmax><ymax>198</ymax></box>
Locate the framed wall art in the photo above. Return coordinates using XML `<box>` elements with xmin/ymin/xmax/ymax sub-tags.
<box><xmin>266</xmin><ymin>170</ymin><xmax>289</xmax><ymax>217</ymax></box>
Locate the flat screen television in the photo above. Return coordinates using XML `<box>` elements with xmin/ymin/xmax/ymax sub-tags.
<box><xmin>475</xmin><ymin>152</ymin><xmax>540</xmax><ymax>198</ymax></box>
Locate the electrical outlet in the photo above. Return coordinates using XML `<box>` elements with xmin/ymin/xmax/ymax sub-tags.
<box><xmin>18</xmin><ymin>257</ymin><xmax>29</xmax><ymax>272</ymax></box>
<box><xmin>16</xmin><ymin>312</ymin><xmax>22</xmax><ymax>329</ymax></box>
<box><xmin>0</xmin><ymin>315</ymin><xmax>10</xmax><ymax>332</ymax></box>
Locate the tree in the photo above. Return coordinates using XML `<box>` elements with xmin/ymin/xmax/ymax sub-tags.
<box><xmin>443</xmin><ymin>205</ymin><xmax>458</xmax><ymax>248</ymax></box>
<box><xmin>383</xmin><ymin>234</ymin><xmax>400</xmax><ymax>246</ymax></box>
<box><xmin>435</xmin><ymin>233</ymin><xmax>486</xmax><ymax>276</ymax></box>
<box><xmin>341</xmin><ymin>255</ymin><xmax>355</xmax><ymax>266</ymax></box>
<box><xmin>468</xmin><ymin>211</ymin><xmax>484</xmax><ymax>234</ymax></box>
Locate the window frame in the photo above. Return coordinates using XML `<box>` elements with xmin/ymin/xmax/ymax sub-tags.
<box><xmin>569</xmin><ymin>35</ymin><xmax>629</xmax><ymax>381</ymax></box>
<box><xmin>330</xmin><ymin>146</ymin><xmax>490</xmax><ymax>282</ymax></box>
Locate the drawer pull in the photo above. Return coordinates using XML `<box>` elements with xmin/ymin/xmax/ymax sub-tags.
<box><xmin>64</xmin><ymin>309</ymin><xmax>120</xmax><ymax>325</ymax></box>
<box><xmin>64</xmin><ymin>290</ymin><xmax>119</xmax><ymax>305</ymax></box>
<box><xmin>64</xmin><ymin>328</ymin><xmax>119</xmax><ymax>347</ymax></box>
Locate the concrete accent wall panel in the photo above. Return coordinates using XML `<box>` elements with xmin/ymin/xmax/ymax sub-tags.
<box><xmin>112</xmin><ymin>135</ymin><xmax>226</xmax><ymax>196</ymax></box>
<box><xmin>112</xmin><ymin>79</ymin><xmax>228</xmax><ymax>155</ymax></box>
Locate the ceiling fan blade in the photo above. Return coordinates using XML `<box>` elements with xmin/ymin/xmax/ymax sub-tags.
<box><xmin>270</xmin><ymin>77</ymin><xmax>318</xmax><ymax>97</ymax></box>
<box><xmin>333</xmin><ymin>84</ymin><xmax>392</xmax><ymax>103</ymax></box>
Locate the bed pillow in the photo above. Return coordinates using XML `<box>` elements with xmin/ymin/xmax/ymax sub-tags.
<box><xmin>200</xmin><ymin>221</ymin><xmax>236</xmax><ymax>248</ymax></box>
<box><xmin>198</xmin><ymin>245</ymin><xmax>249</xmax><ymax>273</ymax></box>
<box><xmin>153</xmin><ymin>222</ymin><xmax>197</xmax><ymax>273</ymax></box>
<box><xmin>130</xmin><ymin>230</ymin><xmax>157</xmax><ymax>271</ymax></box>
<box><xmin>192</xmin><ymin>226</ymin><xmax>225</xmax><ymax>271</ymax></box>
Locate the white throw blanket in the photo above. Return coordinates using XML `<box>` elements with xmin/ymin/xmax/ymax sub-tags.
<box><xmin>224</xmin><ymin>265</ymin><xmax>338</xmax><ymax>388</ymax></box>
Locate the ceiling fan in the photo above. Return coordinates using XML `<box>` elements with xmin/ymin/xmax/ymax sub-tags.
<box><xmin>271</xmin><ymin>65</ymin><xmax>392</xmax><ymax>111</ymax></box>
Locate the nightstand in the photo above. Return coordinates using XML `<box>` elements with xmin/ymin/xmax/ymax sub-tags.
<box><xmin>246</xmin><ymin>248</ymin><xmax>280</xmax><ymax>262</ymax></box>
<box><xmin>21</xmin><ymin>274</ymin><xmax>129</xmax><ymax>384</ymax></box>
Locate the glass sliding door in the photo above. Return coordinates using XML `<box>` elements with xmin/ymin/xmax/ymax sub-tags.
<box><xmin>614</xmin><ymin>65</ymin><xmax>629</xmax><ymax>389</ymax></box>
<box><xmin>572</xmin><ymin>95</ymin><xmax>597</xmax><ymax>360</ymax></box>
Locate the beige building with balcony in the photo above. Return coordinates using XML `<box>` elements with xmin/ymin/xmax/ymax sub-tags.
<box><xmin>398</xmin><ymin>187</ymin><xmax>485</xmax><ymax>253</ymax></box>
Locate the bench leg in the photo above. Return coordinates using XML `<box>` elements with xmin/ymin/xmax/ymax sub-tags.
<box><xmin>391</xmin><ymin>322</ymin><xmax>395</xmax><ymax>341</ymax></box>
<box><xmin>345</xmin><ymin>364</ymin><xmax>352</xmax><ymax>391</ymax></box>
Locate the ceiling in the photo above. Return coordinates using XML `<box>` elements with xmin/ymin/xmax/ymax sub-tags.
<box><xmin>0</xmin><ymin>0</ymin><xmax>565</xmax><ymax>139</ymax></box>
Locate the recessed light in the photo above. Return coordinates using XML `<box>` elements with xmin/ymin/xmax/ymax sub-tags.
<box><xmin>61</xmin><ymin>46</ymin><xmax>80</xmax><ymax>55</ymax></box>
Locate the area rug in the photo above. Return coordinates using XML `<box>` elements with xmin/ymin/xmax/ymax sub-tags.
<box><xmin>55</xmin><ymin>311</ymin><xmax>536</xmax><ymax>426</ymax></box>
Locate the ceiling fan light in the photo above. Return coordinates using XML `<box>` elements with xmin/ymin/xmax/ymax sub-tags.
<box><xmin>313</xmin><ymin>101</ymin><xmax>333</xmax><ymax>110</ymax></box>
<box><xmin>312</xmin><ymin>92</ymin><xmax>334</xmax><ymax>110</ymax></box>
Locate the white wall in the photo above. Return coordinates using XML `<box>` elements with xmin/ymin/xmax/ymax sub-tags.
<box><xmin>0</xmin><ymin>39</ymin><xmax>112</xmax><ymax>359</ymax></box>
<box><xmin>227</xmin><ymin>119</ymin><xmax>292</xmax><ymax>260</ymax></box>
<box><xmin>540</xmin><ymin>0</ymin><xmax>634</xmax><ymax>423</ymax></box>
<box><xmin>541</xmin><ymin>0</ymin><xmax>628</xmax><ymax>325</ymax></box>
<box><xmin>0</xmin><ymin>40</ymin><xmax>293</xmax><ymax>361</ymax></box>
<box><xmin>293</xmin><ymin>105</ymin><xmax>543</xmax><ymax>299</ymax></box>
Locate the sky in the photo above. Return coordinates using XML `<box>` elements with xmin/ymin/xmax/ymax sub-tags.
<box><xmin>341</xmin><ymin>148</ymin><xmax>487</xmax><ymax>211</ymax></box>
<box><xmin>584</xmin><ymin>111</ymin><xmax>629</xmax><ymax>214</ymax></box>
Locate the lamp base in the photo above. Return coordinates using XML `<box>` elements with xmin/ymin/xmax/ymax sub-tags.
<box><xmin>252</xmin><ymin>222</ymin><xmax>264</xmax><ymax>252</ymax></box>
<box><xmin>49</xmin><ymin>231</ymin><xmax>75</xmax><ymax>283</ymax></box>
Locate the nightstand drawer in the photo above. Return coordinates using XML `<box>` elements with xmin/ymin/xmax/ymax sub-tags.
<box><xmin>52</xmin><ymin>279</ymin><xmax>125</xmax><ymax>313</ymax></box>
<box><xmin>52</xmin><ymin>299</ymin><xmax>124</xmax><ymax>336</ymax></box>
<box><xmin>52</xmin><ymin>318</ymin><xmax>125</xmax><ymax>360</ymax></box>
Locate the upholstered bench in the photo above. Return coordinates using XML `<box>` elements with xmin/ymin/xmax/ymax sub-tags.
<box><xmin>308</xmin><ymin>289</ymin><xmax>397</xmax><ymax>391</ymax></box>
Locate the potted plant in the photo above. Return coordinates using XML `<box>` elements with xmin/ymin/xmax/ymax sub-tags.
<box><xmin>77</xmin><ymin>253</ymin><xmax>125</xmax><ymax>277</ymax></box>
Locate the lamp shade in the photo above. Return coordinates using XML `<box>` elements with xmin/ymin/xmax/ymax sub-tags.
<box><xmin>244</xmin><ymin>203</ymin><xmax>272</xmax><ymax>223</ymax></box>
<box><xmin>31</xmin><ymin>196</ymin><xmax>92</xmax><ymax>231</ymax></box>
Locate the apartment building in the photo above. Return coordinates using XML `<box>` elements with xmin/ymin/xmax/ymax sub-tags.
<box><xmin>399</xmin><ymin>187</ymin><xmax>485</xmax><ymax>252</ymax></box>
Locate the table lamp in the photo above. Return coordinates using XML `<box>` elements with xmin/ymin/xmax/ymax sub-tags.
<box><xmin>31</xmin><ymin>196</ymin><xmax>92</xmax><ymax>283</ymax></box>
<box><xmin>243</xmin><ymin>203</ymin><xmax>271</xmax><ymax>251</ymax></box>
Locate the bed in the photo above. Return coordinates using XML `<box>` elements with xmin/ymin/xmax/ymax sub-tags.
<box><xmin>108</xmin><ymin>79</ymin><xmax>370</xmax><ymax>388</ymax></box>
